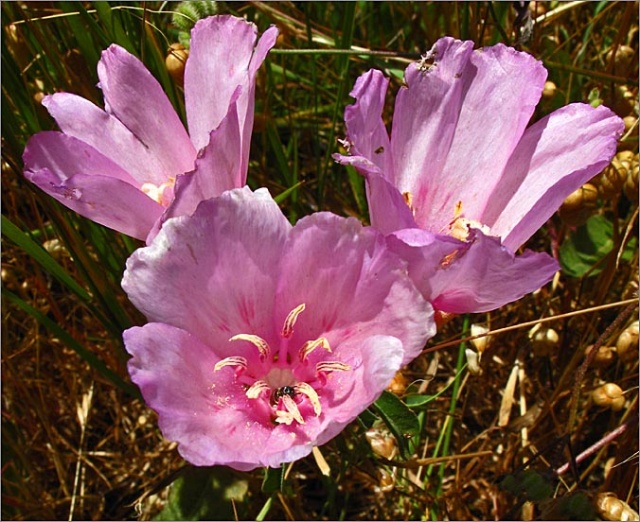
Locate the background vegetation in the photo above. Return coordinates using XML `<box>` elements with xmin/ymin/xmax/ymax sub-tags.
<box><xmin>2</xmin><ymin>1</ymin><xmax>638</xmax><ymax>520</ymax></box>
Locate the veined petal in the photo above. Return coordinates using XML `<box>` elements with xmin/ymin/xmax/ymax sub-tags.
<box><xmin>23</xmin><ymin>131</ymin><xmax>137</xmax><ymax>185</ymax></box>
<box><xmin>124</xmin><ymin>323</ymin><xmax>298</xmax><ymax>470</ymax></box>
<box><xmin>97</xmin><ymin>45</ymin><xmax>196</xmax><ymax>177</ymax></box>
<box><xmin>164</xmin><ymin>96</ymin><xmax>244</xmax><ymax>224</ymax></box>
<box><xmin>27</xmin><ymin>169</ymin><xmax>163</xmax><ymax>240</ymax></box>
<box><xmin>364</xmin><ymin>173</ymin><xmax>419</xmax><ymax>234</ymax></box>
<box><xmin>485</xmin><ymin>103</ymin><xmax>624</xmax><ymax>250</ymax></box>
<box><xmin>391</xmin><ymin>38</ymin><xmax>547</xmax><ymax>234</ymax></box>
<box><xmin>425</xmin><ymin>230</ymin><xmax>559</xmax><ymax>314</ymax></box>
<box><xmin>42</xmin><ymin>93</ymin><xmax>178</xmax><ymax>186</ymax></box>
<box><xmin>23</xmin><ymin>132</ymin><xmax>162</xmax><ymax>239</ymax></box>
<box><xmin>185</xmin><ymin>16</ymin><xmax>277</xmax><ymax>152</ymax></box>
<box><xmin>340</xmin><ymin>69</ymin><xmax>392</xmax><ymax>175</ymax></box>
<box><xmin>123</xmin><ymin>187</ymin><xmax>291</xmax><ymax>355</ymax></box>
<box><xmin>275</xmin><ymin>212</ymin><xmax>433</xmax><ymax>365</ymax></box>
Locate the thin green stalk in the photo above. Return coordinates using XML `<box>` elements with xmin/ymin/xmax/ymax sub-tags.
<box><xmin>424</xmin><ymin>316</ymin><xmax>469</xmax><ymax>494</ymax></box>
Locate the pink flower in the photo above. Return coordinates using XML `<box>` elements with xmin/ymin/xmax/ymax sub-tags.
<box><xmin>122</xmin><ymin>187</ymin><xmax>433</xmax><ymax>470</ymax></box>
<box><xmin>335</xmin><ymin>37</ymin><xmax>624</xmax><ymax>313</ymax></box>
<box><xmin>23</xmin><ymin>16</ymin><xmax>278</xmax><ymax>241</ymax></box>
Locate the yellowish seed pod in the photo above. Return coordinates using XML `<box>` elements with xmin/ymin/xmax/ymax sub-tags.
<box><xmin>165</xmin><ymin>43</ymin><xmax>189</xmax><ymax>86</ymax></box>
<box><xmin>607</xmin><ymin>45</ymin><xmax>636</xmax><ymax>77</ymax></box>
<box><xmin>585</xmin><ymin>345</ymin><xmax>616</xmax><ymax>368</ymax></box>
<box><xmin>592</xmin><ymin>157</ymin><xmax>629</xmax><ymax>199</ymax></box>
<box><xmin>596</xmin><ymin>492</ymin><xmax>640</xmax><ymax>521</ymax></box>
<box><xmin>558</xmin><ymin>183</ymin><xmax>599</xmax><ymax>226</ymax></box>
<box><xmin>365</xmin><ymin>426</ymin><xmax>398</xmax><ymax>460</ymax></box>
<box><xmin>386</xmin><ymin>371</ymin><xmax>408</xmax><ymax>396</ymax></box>
<box><xmin>542</xmin><ymin>80</ymin><xmax>557</xmax><ymax>100</ymax></box>
<box><xmin>623</xmin><ymin>154</ymin><xmax>639</xmax><ymax>204</ymax></box>
<box><xmin>376</xmin><ymin>468</ymin><xmax>395</xmax><ymax>493</ymax></box>
<box><xmin>530</xmin><ymin>327</ymin><xmax>559</xmax><ymax>357</ymax></box>
<box><xmin>470</xmin><ymin>324</ymin><xmax>491</xmax><ymax>354</ymax></box>
<box><xmin>592</xmin><ymin>383</ymin><xmax>625</xmax><ymax>411</ymax></box>
<box><xmin>616</xmin><ymin>320</ymin><xmax>639</xmax><ymax>362</ymax></box>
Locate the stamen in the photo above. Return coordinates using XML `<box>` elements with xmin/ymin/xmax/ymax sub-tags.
<box><xmin>282</xmin><ymin>303</ymin><xmax>306</xmax><ymax>338</ymax></box>
<box><xmin>280</xmin><ymin>394</ymin><xmax>305</xmax><ymax>424</ymax></box>
<box><xmin>214</xmin><ymin>356</ymin><xmax>248</xmax><ymax>372</ymax></box>
<box><xmin>402</xmin><ymin>192</ymin><xmax>416</xmax><ymax>216</ymax></box>
<box><xmin>275</xmin><ymin>410</ymin><xmax>296</xmax><ymax>425</ymax></box>
<box><xmin>295</xmin><ymin>382</ymin><xmax>322</xmax><ymax>416</ymax></box>
<box><xmin>316</xmin><ymin>361</ymin><xmax>351</xmax><ymax>373</ymax></box>
<box><xmin>229</xmin><ymin>334</ymin><xmax>271</xmax><ymax>359</ymax></box>
<box><xmin>141</xmin><ymin>180</ymin><xmax>174</xmax><ymax>206</ymax></box>
<box><xmin>246</xmin><ymin>380</ymin><xmax>270</xmax><ymax>399</ymax></box>
<box><xmin>299</xmin><ymin>337</ymin><xmax>332</xmax><ymax>362</ymax></box>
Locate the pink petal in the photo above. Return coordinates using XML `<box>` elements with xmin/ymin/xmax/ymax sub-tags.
<box><xmin>484</xmin><ymin>103</ymin><xmax>625</xmax><ymax>250</ymax></box>
<box><xmin>364</xmin><ymin>173</ymin><xmax>418</xmax><ymax>234</ymax></box>
<box><xmin>391</xmin><ymin>38</ymin><xmax>547</xmax><ymax>234</ymax></box>
<box><xmin>399</xmin><ymin>230</ymin><xmax>560</xmax><ymax>314</ymax></box>
<box><xmin>23</xmin><ymin>131</ymin><xmax>137</xmax><ymax>185</ymax></box>
<box><xmin>42</xmin><ymin>93</ymin><xmax>181</xmax><ymax>187</ymax></box>
<box><xmin>125</xmin><ymin>323</ymin><xmax>303</xmax><ymax>470</ymax></box>
<box><xmin>122</xmin><ymin>187</ymin><xmax>292</xmax><ymax>352</ymax></box>
<box><xmin>26</xmin><ymin>169</ymin><xmax>162</xmax><ymax>240</ymax></box>
<box><xmin>23</xmin><ymin>132</ymin><xmax>161</xmax><ymax>239</ymax></box>
<box><xmin>340</xmin><ymin>69</ymin><xmax>392</xmax><ymax>174</ymax></box>
<box><xmin>97</xmin><ymin>45</ymin><xmax>196</xmax><ymax>176</ymax></box>
<box><xmin>275</xmin><ymin>212</ymin><xmax>434</xmax><ymax>366</ymax></box>
<box><xmin>185</xmin><ymin>16</ymin><xmax>278</xmax><ymax>152</ymax></box>
<box><xmin>315</xmin><ymin>335</ymin><xmax>405</xmax><ymax>442</ymax></box>
<box><xmin>163</xmin><ymin>96</ymin><xmax>244</xmax><ymax>223</ymax></box>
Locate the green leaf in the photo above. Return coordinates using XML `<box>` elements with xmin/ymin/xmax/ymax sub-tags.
<box><xmin>559</xmin><ymin>214</ymin><xmax>637</xmax><ymax>278</ymax></box>
<box><xmin>373</xmin><ymin>391</ymin><xmax>420</xmax><ymax>457</ymax></box>
<box><xmin>154</xmin><ymin>466</ymin><xmax>249</xmax><ymax>521</ymax></box>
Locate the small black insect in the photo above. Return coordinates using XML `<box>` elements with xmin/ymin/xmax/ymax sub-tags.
<box><xmin>274</xmin><ymin>386</ymin><xmax>296</xmax><ymax>401</ymax></box>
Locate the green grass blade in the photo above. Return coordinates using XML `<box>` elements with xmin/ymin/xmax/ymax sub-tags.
<box><xmin>2</xmin><ymin>215</ymin><xmax>92</xmax><ymax>303</ymax></box>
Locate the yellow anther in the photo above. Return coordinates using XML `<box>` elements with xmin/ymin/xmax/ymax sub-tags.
<box><xmin>214</xmin><ymin>356</ymin><xmax>248</xmax><ymax>372</ymax></box>
<box><xmin>295</xmin><ymin>382</ymin><xmax>322</xmax><ymax>416</ymax></box>
<box><xmin>246</xmin><ymin>380</ymin><xmax>270</xmax><ymax>399</ymax></box>
<box><xmin>299</xmin><ymin>337</ymin><xmax>332</xmax><ymax>362</ymax></box>
<box><xmin>402</xmin><ymin>191</ymin><xmax>413</xmax><ymax>210</ymax></box>
<box><xmin>282</xmin><ymin>303</ymin><xmax>306</xmax><ymax>338</ymax></box>
<box><xmin>316</xmin><ymin>361</ymin><xmax>351</xmax><ymax>373</ymax></box>
<box><xmin>229</xmin><ymin>333</ymin><xmax>271</xmax><ymax>359</ymax></box>
<box><xmin>280</xmin><ymin>394</ymin><xmax>305</xmax><ymax>424</ymax></box>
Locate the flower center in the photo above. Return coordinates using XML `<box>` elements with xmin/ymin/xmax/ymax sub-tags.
<box><xmin>447</xmin><ymin>200</ymin><xmax>491</xmax><ymax>241</ymax></box>
<box><xmin>213</xmin><ymin>304</ymin><xmax>352</xmax><ymax>425</ymax></box>
<box><xmin>141</xmin><ymin>178</ymin><xmax>176</xmax><ymax>207</ymax></box>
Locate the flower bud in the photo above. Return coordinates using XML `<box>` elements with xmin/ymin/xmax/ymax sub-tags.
<box><xmin>530</xmin><ymin>327</ymin><xmax>559</xmax><ymax>357</ymax></box>
<box><xmin>596</xmin><ymin>492</ymin><xmax>639</xmax><ymax>521</ymax></box>
<box><xmin>616</xmin><ymin>320</ymin><xmax>639</xmax><ymax>362</ymax></box>
<box><xmin>558</xmin><ymin>183</ymin><xmax>599</xmax><ymax>226</ymax></box>
<box><xmin>166</xmin><ymin>43</ymin><xmax>189</xmax><ymax>86</ymax></box>
<box><xmin>591</xmin><ymin>383</ymin><xmax>625</xmax><ymax>411</ymax></box>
